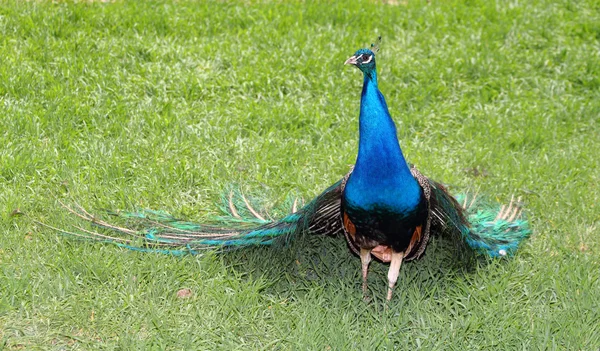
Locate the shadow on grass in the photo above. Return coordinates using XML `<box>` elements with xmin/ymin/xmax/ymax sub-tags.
<box><xmin>218</xmin><ymin>233</ymin><xmax>482</xmax><ymax>303</ymax></box>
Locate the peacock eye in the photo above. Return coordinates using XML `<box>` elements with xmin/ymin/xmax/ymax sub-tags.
<box><xmin>361</xmin><ymin>54</ymin><xmax>372</xmax><ymax>63</ymax></box>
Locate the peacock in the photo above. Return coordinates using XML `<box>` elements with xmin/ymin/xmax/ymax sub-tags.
<box><xmin>45</xmin><ymin>41</ymin><xmax>531</xmax><ymax>301</ymax></box>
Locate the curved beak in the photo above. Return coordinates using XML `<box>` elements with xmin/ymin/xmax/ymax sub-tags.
<box><xmin>344</xmin><ymin>55</ymin><xmax>358</xmax><ymax>65</ymax></box>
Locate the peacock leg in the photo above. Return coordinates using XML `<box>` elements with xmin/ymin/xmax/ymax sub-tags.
<box><xmin>386</xmin><ymin>251</ymin><xmax>405</xmax><ymax>301</ymax></box>
<box><xmin>359</xmin><ymin>248</ymin><xmax>372</xmax><ymax>296</ymax></box>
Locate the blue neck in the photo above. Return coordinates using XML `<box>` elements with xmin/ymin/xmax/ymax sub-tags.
<box><xmin>344</xmin><ymin>70</ymin><xmax>421</xmax><ymax>211</ymax></box>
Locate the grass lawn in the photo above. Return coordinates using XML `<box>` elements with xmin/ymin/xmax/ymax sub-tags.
<box><xmin>1</xmin><ymin>0</ymin><xmax>599</xmax><ymax>349</ymax></box>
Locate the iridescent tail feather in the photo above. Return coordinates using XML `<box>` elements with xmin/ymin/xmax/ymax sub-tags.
<box><xmin>431</xmin><ymin>185</ymin><xmax>531</xmax><ymax>258</ymax></box>
<box><xmin>39</xmin><ymin>197</ymin><xmax>301</xmax><ymax>256</ymax></box>
<box><xmin>38</xmin><ymin>181</ymin><xmax>344</xmax><ymax>256</ymax></box>
<box><xmin>458</xmin><ymin>193</ymin><xmax>531</xmax><ymax>257</ymax></box>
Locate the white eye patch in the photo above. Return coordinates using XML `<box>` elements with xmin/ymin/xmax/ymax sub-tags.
<box><xmin>361</xmin><ymin>55</ymin><xmax>373</xmax><ymax>64</ymax></box>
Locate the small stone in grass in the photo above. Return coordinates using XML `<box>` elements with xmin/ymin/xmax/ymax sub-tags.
<box><xmin>177</xmin><ymin>288</ymin><xmax>193</xmax><ymax>299</ymax></box>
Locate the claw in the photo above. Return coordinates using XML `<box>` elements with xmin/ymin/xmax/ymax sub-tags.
<box><xmin>386</xmin><ymin>251</ymin><xmax>404</xmax><ymax>301</ymax></box>
<box><xmin>360</xmin><ymin>248</ymin><xmax>372</xmax><ymax>297</ymax></box>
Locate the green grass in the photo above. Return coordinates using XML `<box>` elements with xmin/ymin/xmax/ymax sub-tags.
<box><xmin>1</xmin><ymin>0</ymin><xmax>599</xmax><ymax>349</ymax></box>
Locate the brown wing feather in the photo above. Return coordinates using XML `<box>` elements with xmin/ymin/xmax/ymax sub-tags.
<box><xmin>306</xmin><ymin>169</ymin><xmax>352</xmax><ymax>237</ymax></box>
<box><xmin>403</xmin><ymin>167</ymin><xmax>432</xmax><ymax>260</ymax></box>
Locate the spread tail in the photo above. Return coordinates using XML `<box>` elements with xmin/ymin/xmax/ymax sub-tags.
<box><xmin>39</xmin><ymin>181</ymin><xmax>344</xmax><ymax>256</ymax></box>
<box><xmin>430</xmin><ymin>183</ymin><xmax>531</xmax><ymax>257</ymax></box>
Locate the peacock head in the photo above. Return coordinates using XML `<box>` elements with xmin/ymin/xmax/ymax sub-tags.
<box><xmin>344</xmin><ymin>37</ymin><xmax>380</xmax><ymax>74</ymax></box>
<box><xmin>345</xmin><ymin>48</ymin><xmax>376</xmax><ymax>73</ymax></box>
